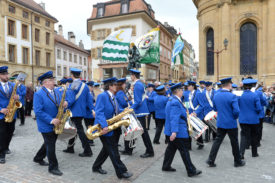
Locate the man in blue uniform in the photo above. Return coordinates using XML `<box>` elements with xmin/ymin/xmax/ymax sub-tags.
<box><xmin>63</xmin><ymin>68</ymin><xmax>93</xmax><ymax>157</ymax></box>
<box><xmin>239</xmin><ymin>79</ymin><xmax>261</xmax><ymax>159</ymax></box>
<box><xmin>0</xmin><ymin>66</ymin><xmax>22</xmax><ymax>164</ymax></box>
<box><xmin>146</xmin><ymin>83</ymin><xmax>156</xmax><ymax>130</ymax></box>
<box><xmin>92</xmin><ymin>77</ymin><xmax>133</xmax><ymax>179</ymax></box>
<box><xmin>206</xmin><ymin>77</ymin><xmax>245</xmax><ymax>168</ymax></box>
<box><xmin>198</xmin><ymin>81</ymin><xmax>206</xmax><ymax>93</ymax></box>
<box><xmin>129</xmin><ymin>69</ymin><xmax>154</xmax><ymax>158</ymax></box>
<box><xmin>162</xmin><ymin>83</ymin><xmax>202</xmax><ymax>177</ymax></box>
<box><xmin>33</xmin><ymin>71</ymin><xmax>70</xmax><ymax>176</ymax></box>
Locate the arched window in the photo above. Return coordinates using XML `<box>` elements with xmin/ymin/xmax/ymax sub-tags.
<box><xmin>206</xmin><ymin>28</ymin><xmax>214</xmax><ymax>75</ymax></box>
<box><xmin>240</xmin><ymin>22</ymin><xmax>257</xmax><ymax>75</ymax></box>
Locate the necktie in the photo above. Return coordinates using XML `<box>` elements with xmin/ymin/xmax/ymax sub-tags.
<box><xmin>50</xmin><ymin>90</ymin><xmax>55</xmax><ymax>98</ymax></box>
<box><xmin>4</xmin><ymin>83</ymin><xmax>9</xmax><ymax>95</ymax></box>
<box><xmin>113</xmin><ymin>97</ymin><xmax>119</xmax><ymax>115</ymax></box>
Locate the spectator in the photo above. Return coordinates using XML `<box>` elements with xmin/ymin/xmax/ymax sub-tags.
<box><xmin>25</xmin><ymin>82</ymin><xmax>34</xmax><ymax>116</ymax></box>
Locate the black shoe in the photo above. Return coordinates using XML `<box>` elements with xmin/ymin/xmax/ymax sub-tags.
<box><xmin>34</xmin><ymin>159</ymin><xmax>49</xmax><ymax>166</ymax></box>
<box><xmin>153</xmin><ymin>141</ymin><xmax>160</xmax><ymax>144</ymax></box>
<box><xmin>257</xmin><ymin>143</ymin><xmax>261</xmax><ymax>147</ymax></box>
<box><xmin>49</xmin><ymin>169</ymin><xmax>63</xmax><ymax>176</ymax></box>
<box><xmin>204</xmin><ymin>140</ymin><xmax>210</xmax><ymax>143</ymax></box>
<box><xmin>79</xmin><ymin>152</ymin><xmax>93</xmax><ymax>157</ymax></box>
<box><xmin>188</xmin><ymin>170</ymin><xmax>202</xmax><ymax>177</ymax></box>
<box><xmin>252</xmin><ymin>153</ymin><xmax>259</xmax><ymax>157</ymax></box>
<box><xmin>240</xmin><ymin>155</ymin><xmax>244</xmax><ymax>160</ymax></box>
<box><xmin>197</xmin><ymin>145</ymin><xmax>204</xmax><ymax>150</ymax></box>
<box><xmin>63</xmin><ymin>148</ymin><xmax>74</xmax><ymax>154</ymax></box>
<box><xmin>140</xmin><ymin>153</ymin><xmax>154</xmax><ymax>158</ymax></box>
<box><xmin>89</xmin><ymin>142</ymin><xmax>95</xmax><ymax>146</ymax></box>
<box><xmin>162</xmin><ymin>167</ymin><xmax>176</xmax><ymax>172</ymax></box>
<box><xmin>206</xmin><ymin>160</ymin><xmax>216</xmax><ymax>167</ymax></box>
<box><xmin>19</xmin><ymin>123</ymin><xmax>24</xmax><ymax>126</ymax></box>
<box><xmin>119</xmin><ymin>172</ymin><xmax>133</xmax><ymax>179</ymax></box>
<box><xmin>120</xmin><ymin>151</ymin><xmax>132</xmax><ymax>156</ymax></box>
<box><xmin>0</xmin><ymin>158</ymin><xmax>5</xmax><ymax>164</ymax></box>
<box><xmin>245</xmin><ymin>146</ymin><xmax>250</xmax><ymax>150</ymax></box>
<box><xmin>93</xmin><ymin>168</ymin><xmax>107</xmax><ymax>174</ymax></box>
<box><xmin>5</xmin><ymin>149</ymin><xmax>11</xmax><ymax>154</ymax></box>
<box><xmin>234</xmin><ymin>160</ymin><xmax>246</xmax><ymax>167</ymax></box>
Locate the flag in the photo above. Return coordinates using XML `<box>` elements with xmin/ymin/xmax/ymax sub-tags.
<box><xmin>102</xmin><ymin>28</ymin><xmax>132</xmax><ymax>62</ymax></box>
<box><xmin>172</xmin><ymin>35</ymin><xmax>184</xmax><ymax>65</ymax></box>
<box><xmin>135</xmin><ymin>27</ymin><xmax>160</xmax><ymax>64</ymax></box>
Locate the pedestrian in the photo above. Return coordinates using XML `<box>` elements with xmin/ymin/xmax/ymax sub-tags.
<box><xmin>25</xmin><ymin>82</ymin><xmax>34</xmax><ymax>117</ymax></box>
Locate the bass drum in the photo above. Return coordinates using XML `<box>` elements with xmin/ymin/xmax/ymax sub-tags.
<box><xmin>57</xmin><ymin>119</ymin><xmax>77</xmax><ymax>141</ymax></box>
<box><xmin>204</xmin><ymin>111</ymin><xmax>217</xmax><ymax>133</ymax></box>
<box><xmin>189</xmin><ymin>115</ymin><xmax>208</xmax><ymax>140</ymax></box>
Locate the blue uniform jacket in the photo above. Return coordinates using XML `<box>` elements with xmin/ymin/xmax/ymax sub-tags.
<box><xmin>18</xmin><ymin>84</ymin><xmax>26</xmax><ymax>105</ymax></box>
<box><xmin>201</xmin><ymin>89</ymin><xmax>216</xmax><ymax>116</ymax></box>
<box><xmin>154</xmin><ymin>94</ymin><xmax>169</xmax><ymax>119</ymax></box>
<box><xmin>164</xmin><ymin>96</ymin><xmax>189</xmax><ymax>138</ymax></box>
<box><xmin>0</xmin><ymin>82</ymin><xmax>23</xmax><ymax>120</ymax></box>
<box><xmin>146</xmin><ymin>90</ymin><xmax>156</xmax><ymax>112</ymax></box>
<box><xmin>131</xmin><ymin>80</ymin><xmax>149</xmax><ymax>116</ymax></box>
<box><xmin>182</xmin><ymin>90</ymin><xmax>190</xmax><ymax>102</ymax></box>
<box><xmin>94</xmin><ymin>91</ymin><xmax>120</xmax><ymax>137</ymax></box>
<box><xmin>238</xmin><ymin>90</ymin><xmax>261</xmax><ymax>124</ymax></box>
<box><xmin>213</xmin><ymin>89</ymin><xmax>240</xmax><ymax>129</ymax></box>
<box><xmin>255</xmin><ymin>90</ymin><xmax>267</xmax><ymax>118</ymax></box>
<box><xmin>33</xmin><ymin>87</ymin><xmax>70</xmax><ymax>133</ymax></box>
<box><xmin>68</xmin><ymin>82</ymin><xmax>90</xmax><ymax>117</ymax></box>
<box><xmin>188</xmin><ymin>90</ymin><xmax>204</xmax><ymax>120</ymax></box>
<box><xmin>84</xmin><ymin>92</ymin><xmax>95</xmax><ymax>119</ymax></box>
<box><xmin>115</xmin><ymin>90</ymin><xmax>132</xmax><ymax>110</ymax></box>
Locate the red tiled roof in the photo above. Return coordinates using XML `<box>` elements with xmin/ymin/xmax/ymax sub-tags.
<box><xmin>54</xmin><ymin>34</ymin><xmax>89</xmax><ymax>54</ymax></box>
<box><xmin>11</xmin><ymin>0</ymin><xmax>58</xmax><ymax>22</ymax></box>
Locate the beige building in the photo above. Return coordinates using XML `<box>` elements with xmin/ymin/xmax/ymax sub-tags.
<box><xmin>193</xmin><ymin>0</ymin><xmax>275</xmax><ymax>86</ymax></box>
<box><xmin>0</xmin><ymin>0</ymin><xmax>57</xmax><ymax>85</ymax></box>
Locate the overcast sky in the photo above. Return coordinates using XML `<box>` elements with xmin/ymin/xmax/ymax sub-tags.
<box><xmin>35</xmin><ymin>0</ymin><xmax>198</xmax><ymax>59</ymax></box>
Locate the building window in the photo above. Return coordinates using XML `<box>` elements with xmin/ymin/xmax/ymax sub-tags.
<box><xmin>23</xmin><ymin>11</ymin><xmax>29</xmax><ymax>18</ymax></box>
<box><xmin>35</xmin><ymin>28</ymin><xmax>40</xmax><ymax>42</ymax></box>
<box><xmin>121</xmin><ymin>3</ymin><xmax>128</xmax><ymax>14</ymax></box>
<box><xmin>206</xmin><ymin>28</ymin><xmax>214</xmax><ymax>75</ymax></box>
<box><xmin>45</xmin><ymin>20</ymin><xmax>50</xmax><ymax>27</ymax></box>
<box><xmin>79</xmin><ymin>56</ymin><xmax>82</xmax><ymax>65</ymax></box>
<box><xmin>46</xmin><ymin>52</ymin><xmax>51</xmax><ymax>67</ymax></box>
<box><xmin>8</xmin><ymin>44</ymin><xmax>16</xmax><ymax>62</ymax></box>
<box><xmin>46</xmin><ymin>32</ymin><xmax>50</xmax><ymax>45</ymax></box>
<box><xmin>35</xmin><ymin>50</ymin><xmax>40</xmax><ymax>66</ymax></box>
<box><xmin>9</xmin><ymin>5</ymin><xmax>15</xmax><ymax>13</ymax></box>
<box><xmin>63</xmin><ymin>51</ymin><xmax>67</xmax><ymax>60</ymax></box>
<box><xmin>34</xmin><ymin>16</ymin><xmax>40</xmax><ymax>23</ymax></box>
<box><xmin>63</xmin><ymin>66</ymin><xmax>67</xmax><ymax>76</ymax></box>
<box><xmin>97</xmin><ymin>7</ymin><xmax>104</xmax><ymax>17</ymax></box>
<box><xmin>97</xmin><ymin>48</ymin><xmax>101</xmax><ymax>59</ymax></box>
<box><xmin>69</xmin><ymin>53</ymin><xmax>72</xmax><ymax>62</ymax></box>
<box><xmin>84</xmin><ymin>58</ymin><xmax>87</xmax><ymax>66</ymax></box>
<box><xmin>57</xmin><ymin>66</ymin><xmax>61</xmax><ymax>76</ymax></box>
<box><xmin>74</xmin><ymin>55</ymin><xmax>77</xmax><ymax>63</ymax></box>
<box><xmin>22</xmin><ymin>24</ymin><xmax>28</xmax><ymax>40</ymax></box>
<box><xmin>84</xmin><ymin>71</ymin><xmax>87</xmax><ymax>79</ymax></box>
<box><xmin>57</xmin><ymin>49</ymin><xmax>61</xmax><ymax>59</ymax></box>
<box><xmin>8</xmin><ymin>19</ymin><xmax>15</xmax><ymax>36</ymax></box>
<box><xmin>97</xmin><ymin>30</ymin><xmax>105</xmax><ymax>40</ymax></box>
<box><xmin>22</xmin><ymin>47</ymin><xmax>29</xmax><ymax>64</ymax></box>
<box><xmin>240</xmin><ymin>22</ymin><xmax>257</xmax><ymax>75</ymax></box>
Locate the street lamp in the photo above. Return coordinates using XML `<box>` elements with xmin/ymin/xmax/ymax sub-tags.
<box><xmin>207</xmin><ymin>38</ymin><xmax>229</xmax><ymax>82</ymax></box>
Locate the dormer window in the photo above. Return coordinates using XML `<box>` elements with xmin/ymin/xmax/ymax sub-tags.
<box><xmin>121</xmin><ymin>3</ymin><xmax>128</xmax><ymax>14</ymax></box>
<box><xmin>97</xmin><ymin>7</ymin><xmax>104</xmax><ymax>17</ymax></box>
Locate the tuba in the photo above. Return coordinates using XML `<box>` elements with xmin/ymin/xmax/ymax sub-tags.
<box><xmin>54</xmin><ymin>85</ymin><xmax>72</xmax><ymax>135</ymax></box>
<box><xmin>5</xmin><ymin>73</ymin><xmax>26</xmax><ymax>123</ymax></box>
<box><xmin>86</xmin><ymin>108</ymin><xmax>133</xmax><ymax>140</ymax></box>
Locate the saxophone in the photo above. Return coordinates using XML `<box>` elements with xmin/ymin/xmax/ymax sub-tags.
<box><xmin>86</xmin><ymin>108</ymin><xmax>133</xmax><ymax>140</ymax></box>
<box><xmin>5</xmin><ymin>81</ymin><xmax>22</xmax><ymax>123</ymax></box>
<box><xmin>54</xmin><ymin>85</ymin><xmax>72</xmax><ymax>135</ymax></box>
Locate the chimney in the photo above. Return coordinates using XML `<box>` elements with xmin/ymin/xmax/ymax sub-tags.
<box><xmin>68</xmin><ymin>32</ymin><xmax>73</xmax><ymax>40</ymax></box>
<box><xmin>164</xmin><ymin>22</ymin><xmax>168</xmax><ymax>27</ymax></box>
<box><xmin>79</xmin><ymin>40</ymin><xmax>84</xmax><ymax>49</ymax></box>
<box><xmin>39</xmin><ymin>2</ymin><xmax>45</xmax><ymax>10</ymax></box>
<box><xmin>70</xmin><ymin>35</ymin><xmax>76</xmax><ymax>44</ymax></box>
<box><xmin>58</xmin><ymin>25</ymin><xmax>63</xmax><ymax>36</ymax></box>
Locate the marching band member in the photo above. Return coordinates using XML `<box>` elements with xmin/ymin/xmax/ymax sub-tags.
<box><xmin>18</xmin><ymin>79</ymin><xmax>26</xmax><ymax>126</ymax></box>
<box><xmin>84</xmin><ymin>81</ymin><xmax>96</xmax><ymax>146</ymax></box>
<box><xmin>63</xmin><ymin>68</ymin><xmax>93</xmax><ymax>157</ymax></box>
<box><xmin>232</xmin><ymin>83</ymin><xmax>238</xmax><ymax>91</ymax></box>
<box><xmin>115</xmin><ymin>78</ymin><xmax>133</xmax><ymax>155</ymax></box>
<box><xmin>146</xmin><ymin>83</ymin><xmax>156</xmax><ymax>130</ymax></box>
<box><xmin>129</xmin><ymin>69</ymin><xmax>154</xmax><ymax>158</ymax></box>
<box><xmin>162</xmin><ymin>83</ymin><xmax>202</xmax><ymax>177</ymax></box>
<box><xmin>153</xmin><ymin>85</ymin><xmax>168</xmax><ymax>144</ymax></box>
<box><xmin>239</xmin><ymin>79</ymin><xmax>261</xmax><ymax>159</ymax></box>
<box><xmin>198</xmin><ymin>81</ymin><xmax>206</xmax><ymax>93</ymax></box>
<box><xmin>33</xmin><ymin>71</ymin><xmax>70</xmax><ymax>176</ymax></box>
<box><xmin>216</xmin><ymin>82</ymin><xmax>222</xmax><ymax>92</ymax></box>
<box><xmin>206</xmin><ymin>77</ymin><xmax>245</xmax><ymax>168</ymax></box>
<box><xmin>92</xmin><ymin>77</ymin><xmax>133</xmax><ymax>179</ymax></box>
<box><xmin>0</xmin><ymin>66</ymin><xmax>22</xmax><ymax>164</ymax></box>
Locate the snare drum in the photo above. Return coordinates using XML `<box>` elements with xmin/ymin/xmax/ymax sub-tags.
<box><xmin>122</xmin><ymin>113</ymin><xmax>144</xmax><ymax>141</ymax></box>
<box><xmin>189</xmin><ymin>115</ymin><xmax>208</xmax><ymax>140</ymax></box>
<box><xmin>204</xmin><ymin>111</ymin><xmax>217</xmax><ymax>133</ymax></box>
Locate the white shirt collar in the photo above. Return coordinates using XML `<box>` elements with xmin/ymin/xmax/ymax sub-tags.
<box><xmin>107</xmin><ymin>90</ymin><xmax>114</xmax><ymax>99</ymax></box>
<box><xmin>175</xmin><ymin>95</ymin><xmax>181</xmax><ymax>102</ymax></box>
<box><xmin>133</xmin><ymin>79</ymin><xmax>139</xmax><ymax>86</ymax></box>
<box><xmin>1</xmin><ymin>81</ymin><xmax>8</xmax><ymax>87</ymax></box>
<box><xmin>45</xmin><ymin>87</ymin><xmax>54</xmax><ymax>93</ymax></box>
<box><xmin>222</xmin><ymin>88</ymin><xmax>230</xmax><ymax>91</ymax></box>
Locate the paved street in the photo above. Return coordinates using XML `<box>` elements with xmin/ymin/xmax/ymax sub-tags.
<box><xmin>0</xmin><ymin>115</ymin><xmax>275</xmax><ymax>183</ymax></box>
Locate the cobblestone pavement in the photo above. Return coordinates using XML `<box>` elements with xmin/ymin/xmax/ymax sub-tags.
<box><xmin>1</xmin><ymin>115</ymin><xmax>275</xmax><ymax>183</ymax></box>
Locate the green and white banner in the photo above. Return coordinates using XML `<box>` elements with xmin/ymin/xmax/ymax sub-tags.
<box><xmin>102</xmin><ymin>28</ymin><xmax>132</xmax><ymax>62</ymax></box>
<box><xmin>135</xmin><ymin>27</ymin><xmax>160</xmax><ymax>64</ymax></box>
